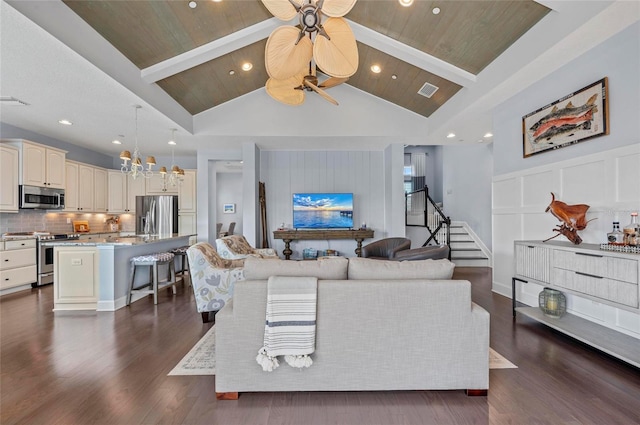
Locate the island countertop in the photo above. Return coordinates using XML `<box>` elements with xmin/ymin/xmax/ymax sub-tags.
<box><xmin>42</xmin><ymin>234</ymin><xmax>194</xmax><ymax>247</ymax></box>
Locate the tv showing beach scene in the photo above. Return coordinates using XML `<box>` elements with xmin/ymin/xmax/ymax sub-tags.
<box><xmin>293</xmin><ymin>193</ymin><xmax>354</xmax><ymax>229</ymax></box>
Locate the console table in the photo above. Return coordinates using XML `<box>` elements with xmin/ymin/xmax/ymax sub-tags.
<box><xmin>513</xmin><ymin>240</ymin><xmax>640</xmax><ymax>368</ymax></box>
<box><xmin>273</xmin><ymin>229</ymin><xmax>374</xmax><ymax>260</ymax></box>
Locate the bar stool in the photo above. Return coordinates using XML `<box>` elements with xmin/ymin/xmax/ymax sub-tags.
<box><xmin>127</xmin><ymin>252</ymin><xmax>176</xmax><ymax>305</ymax></box>
<box><xmin>171</xmin><ymin>245</ymin><xmax>191</xmax><ymax>286</ymax></box>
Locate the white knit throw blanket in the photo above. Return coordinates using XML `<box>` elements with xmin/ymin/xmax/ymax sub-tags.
<box><xmin>256</xmin><ymin>276</ymin><xmax>318</xmax><ymax>372</ymax></box>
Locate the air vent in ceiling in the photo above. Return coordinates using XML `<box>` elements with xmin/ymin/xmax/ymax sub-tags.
<box><xmin>417</xmin><ymin>82</ymin><xmax>439</xmax><ymax>98</ymax></box>
<box><xmin>0</xmin><ymin>96</ymin><xmax>29</xmax><ymax>106</ymax></box>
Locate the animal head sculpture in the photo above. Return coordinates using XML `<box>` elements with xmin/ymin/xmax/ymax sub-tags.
<box><xmin>544</xmin><ymin>193</ymin><xmax>595</xmax><ymax>244</ymax></box>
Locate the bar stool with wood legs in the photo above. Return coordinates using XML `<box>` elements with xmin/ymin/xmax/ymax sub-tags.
<box><xmin>170</xmin><ymin>245</ymin><xmax>191</xmax><ymax>286</ymax></box>
<box><xmin>127</xmin><ymin>252</ymin><xmax>177</xmax><ymax>305</ymax></box>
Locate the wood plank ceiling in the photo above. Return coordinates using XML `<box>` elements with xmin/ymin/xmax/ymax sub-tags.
<box><xmin>63</xmin><ymin>0</ymin><xmax>549</xmax><ymax>117</ymax></box>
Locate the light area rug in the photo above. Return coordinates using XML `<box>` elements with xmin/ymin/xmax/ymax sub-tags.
<box><xmin>168</xmin><ymin>327</ymin><xmax>517</xmax><ymax>376</ymax></box>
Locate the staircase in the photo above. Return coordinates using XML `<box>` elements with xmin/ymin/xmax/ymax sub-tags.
<box><xmin>449</xmin><ymin>222</ymin><xmax>490</xmax><ymax>267</ymax></box>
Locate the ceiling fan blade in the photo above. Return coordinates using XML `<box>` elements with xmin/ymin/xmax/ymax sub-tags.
<box><xmin>304</xmin><ymin>79</ymin><xmax>339</xmax><ymax>106</ymax></box>
<box><xmin>318</xmin><ymin>76</ymin><xmax>348</xmax><ymax>88</ymax></box>
<box><xmin>261</xmin><ymin>0</ymin><xmax>301</xmax><ymax>21</ymax></box>
<box><xmin>266</xmin><ymin>75</ymin><xmax>306</xmax><ymax>106</ymax></box>
<box><xmin>313</xmin><ymin>18</ymin><xmax>358</xmax><ymax>78</ymax></box>
<box><xmin>321</xmin><ymin>0</ymin><xmax>357</xmax><ymax>18</ymax></box>
<box><xmin>265</xmin><ymin>26</ymin><xmax>313</xmax><ymax>80</ymax></box>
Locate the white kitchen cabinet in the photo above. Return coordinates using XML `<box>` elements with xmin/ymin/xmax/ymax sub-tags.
<box><xmin>179</xmin><ymin>169</ymin><xmax>197</xmax><ymax>213</ymax></box>
<box><xmin>109</xmin><ymin>171</ymin><xmax>145</xmax><ymax>214</ymax></box>
<box><xmin>53</xmin><ymin>246</ymin><xmax>99</xmax><ymax>311</ymax></box>
<box><xmin>0</xmin><ymin>238</ymin><xmax>37</xmax><ymax>291</ymax></box>
<box><xmin>0</xmin><ymin>145</ymin><xmax>20</xmax><ymax>212</ymax></box>
<box><xmin>94</xmin><ymin>167</ymin><xmax>108</xmax><ymax>212</ymax></box>
<box><xmin>178</xmin><ymin>213</ymin><xmax>196</xmax><ymax>236</ymax></box>
<box><xmin>107</xmin><ymin>171</ymin><xmax>127</xmax><ymax>213</ymax></box>
<box><xmin>146</xmin><ymin>173</ymin><xmax>178</xmax><ymax>194</ymax></box>
<box><xmin>21</xmin><ymin>141</ymin><xmax>66</xmax><ymax>189</ymax></box>
<box><xmin>64</xmin><ymin>161</ymin><xmax>79</xmax><ymax>212</ymax></box>
<box><xmin>127</xmin><ymin>176</ymin><xmax>146</xmax><ymax>213</ymax></box>
<box><xmin>78</xmin><ymin>164</ymin><xmax>95</xmax><ymax>212</ymax></box>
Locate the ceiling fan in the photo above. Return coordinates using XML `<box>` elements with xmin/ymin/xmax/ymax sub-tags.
<box><xmin>261</xmin><ymin>0</ymin><xmax>359</xmax><ymax>106</ymax></box>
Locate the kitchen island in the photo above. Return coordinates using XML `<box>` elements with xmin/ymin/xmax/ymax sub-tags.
<box><xmin>43</xmin><ymin>234</ymin><xmax>193</xmax><ymax>311</ymax></box>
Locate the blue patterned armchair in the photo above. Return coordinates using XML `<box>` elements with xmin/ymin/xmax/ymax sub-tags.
<box><xmin>186</xmin><ymin>242</ymin><xmax>245</xmax><ymax>323</ymax></box>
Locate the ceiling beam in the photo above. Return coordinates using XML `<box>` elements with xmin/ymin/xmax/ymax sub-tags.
<box><xmin>346</xmin><ymin>19</ymin><xmax>477</xmax><ymax>88</ymax></box>
<box><xmin>141</xmin><ymin>17</ymin><xmax>291</xmax><ymax>83</ymax></box>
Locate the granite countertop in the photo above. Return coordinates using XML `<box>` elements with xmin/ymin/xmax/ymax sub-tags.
<box><xmin>41</xmin><ymin>234</ymin><xmax>193</xmax><ymax>247</ymax></box>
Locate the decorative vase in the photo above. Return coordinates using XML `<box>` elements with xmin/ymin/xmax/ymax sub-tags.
<box><xmin>538</xmin><ymin>288</ymin><xmax>566</xmax><ymax>318</ymax></box>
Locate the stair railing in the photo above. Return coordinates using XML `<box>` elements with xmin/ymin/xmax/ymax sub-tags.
<box><xmin>405</xmin><ymin>185</ymin><xmax>451</xmax><ymax>252</ymax></box>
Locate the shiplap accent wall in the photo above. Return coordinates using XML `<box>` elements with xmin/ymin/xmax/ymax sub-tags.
<box><xmin>493</xmin><ymin>144</ymin><xmax>640</xmax><ymax>337</ymax></box>
<box><xmin>260</xmin><ymin>150</ymin><xmax>386</xmax><ymax>258</ymax></box>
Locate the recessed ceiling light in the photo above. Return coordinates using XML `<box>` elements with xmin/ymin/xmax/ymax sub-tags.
<box><xmin>229</xmin><ymin>70</ymin><xmax>235</xmax><ymax>75</ymax></box>
<box><xmin>168</xmin><ymin>140</ymin><xmax>177</xmax><ymax>146</ymax></box>
<box><xmin>477</xmin><ymin>139</ymin><xmax>484</xmax><ymax>143</ymax></box>
<box><xmin>432</xmin><ymin>7</ymin><xmax>441</xmax><ymax>15</ymax></box>
<box><xmin>399</xmin><ymin>0</ymin><xmax>414</xmax><ymax>7</ymax></box>
<box><xmin>241</xmin><ymin>62</ymin><xmax>253</xmax><ymax>71</ymax></box>
<box><xmin>484</xmin><ymin>132</ymin><xmax>493</xmax><ymax>138</ymax></box>
<box><xmin>112</xmin><ymin>139</ymin><xmax>121</xmax><ymax>145</ymax></box>
<box><xmin>446</xmin><ymin>133</ymin><xmax>455</xmax><ymax>138</ymax></box>
<box><xmin>211</xmin><ymin>0</ymin><xmax>222</xmax><ymax>2</ymax></box>
<box><xmin>188</xmin><ymin>1</ymin><xmax>197</xmax><ymax>8</ymax></box>
<box><xmin>391</xmin><ymin>74</ymin><xmax>397</xmax><ymax>80</ymax></box>
<box><xmin>371</xmin><ymin>64</ymin><xmax>381</xmax><ymax>73</ymax></box>
<box><xmin>58</xmin><ymin>119</ymin><xmax>72</xmax><ymax>126</ymax></box>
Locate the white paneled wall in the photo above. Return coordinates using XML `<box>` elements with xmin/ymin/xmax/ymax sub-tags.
<box><xmin>260</xmin><ymin>151</ymin><xmax>386</xmax><ymax>258</ymax></box>
<box><xmin>493</xmin><ymin>144</ymin><xmax>640</xmax><ymax>337</ymax></box>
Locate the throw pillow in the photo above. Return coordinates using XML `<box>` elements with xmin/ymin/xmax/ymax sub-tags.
<box><xmin>244</xmin><ymin>257</ymin><xmax>348</xmax><ymax>280</ymax></box>
<box><xmin>347</xmin><ymin>257</ymin><xmax>455</xmax><ymax>280</ymax></box>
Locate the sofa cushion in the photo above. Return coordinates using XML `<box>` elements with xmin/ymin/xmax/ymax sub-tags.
<box><xmin>244</xmin><ymin>257</ymin><xmax>348</xmax><ymax>280</ymax></box>
<box><xmin>347</xmin><ymin>257</ymin><xmax>455</xmax><ymax>280</ymax></box>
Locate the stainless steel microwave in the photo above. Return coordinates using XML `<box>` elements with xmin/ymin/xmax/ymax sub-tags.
<box><xmin>19</xmin><ymin>185</ymin><xmax>65</xmax><ymax>209</ymax></box>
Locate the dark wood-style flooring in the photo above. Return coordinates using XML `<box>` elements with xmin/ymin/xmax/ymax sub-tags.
<box><xmin>2</xmin><ymin>268</ymin><xmax>639</xmax><ymax>425</ymax></box>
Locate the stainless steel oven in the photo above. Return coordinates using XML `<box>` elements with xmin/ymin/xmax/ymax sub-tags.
<box><xmin>36</xmin><ymin>233</ymin><xmax>79</xmax><ymax>286</ymax></box>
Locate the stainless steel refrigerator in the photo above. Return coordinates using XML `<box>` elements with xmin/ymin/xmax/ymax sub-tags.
<box><xmin>135</xmin><ymin>195</ymin><xmax>179</xmax><ymax>236</ymax></box>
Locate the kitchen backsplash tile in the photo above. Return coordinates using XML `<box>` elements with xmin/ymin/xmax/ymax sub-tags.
<box><xmin>0</xmin><ymin>210</ymin><xmax>135</xmax><ymax>234</ymax></box>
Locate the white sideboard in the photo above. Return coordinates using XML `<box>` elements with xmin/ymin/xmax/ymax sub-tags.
<box><xmin>513</xmin><ymin>240</ymin><xmax>640</xmax><ymax>367</ymax></box>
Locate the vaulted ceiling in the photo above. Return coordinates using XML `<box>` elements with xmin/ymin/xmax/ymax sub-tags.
<box><xmin>61</xmin><ymin>0</ymin><xmax>548</xmax><ymax>117</ymax></box>
<box><xmin>1</xmin><ymin>0</ymin><xmax>629</xmax><ymax>155</ymax></box>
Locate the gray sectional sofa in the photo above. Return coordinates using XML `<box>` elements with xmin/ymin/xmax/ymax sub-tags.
<box><xmin>215</xmin><ymin>257</ymin><xmax>490</xmax><ymax>399</ymax></box>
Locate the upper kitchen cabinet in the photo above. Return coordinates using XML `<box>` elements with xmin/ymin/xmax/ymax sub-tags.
<box><xmin>179</xmin><ymin>170</ymin><xmax>196</xmax><ymax>213</ymax></box>
<box><xmin>0</xmin><ymin>145</ymin><xmax>20</xmax><ymax>212</ymax></box>
<box><xmin>109</xmin><ymin>171</ymin><xmax>144</xmax><ymax>213</ymax></box>
<box><xmin>94</xmin><ymin>167</ymin><xmax>108</xmax><ymax>213</ymax></box>
<box><xmin>3</xmin><ymin>140</ymin><xmax>67</xmax><ymax>189</ymax></box>
<box><xmin>146</xmin><ymin>173</ymin><xmax>179</xmax><ymax>194</ymax></box>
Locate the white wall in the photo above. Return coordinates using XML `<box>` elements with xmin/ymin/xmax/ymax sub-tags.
<box><xmin>442</xmin><ymin>143</ymin><xmax>494</xmax><ymax>250</ymax></box>
<box><xmin>491</xmin><ymin>22</ymin><xmax>640</xmax><ymax>337</ymax></box>
<box><xmin>216</xmin><ymin>172</ymin><xmax>243</xmax><ymax>236</ymax></box>
<box><xmin>260</xmin><ymin>149</ymin><xmax>398</xmax><ymax>258</ymax></box>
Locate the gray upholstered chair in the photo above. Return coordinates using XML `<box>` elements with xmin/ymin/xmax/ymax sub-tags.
<box><xmin>361</xmin><ymin>237</ymin><xmax>411</xmax><ymax>259</ymax></box>
<box><xmin>394</xmin><ymin>244</ymin><xmax>450</xmax><ymax>261</ymax></box>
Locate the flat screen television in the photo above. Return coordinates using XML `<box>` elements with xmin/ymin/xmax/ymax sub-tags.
<box><xmin>293</xmin><ymin>193</ymin><xmax>353</xmax><ymax>229</ymax></box>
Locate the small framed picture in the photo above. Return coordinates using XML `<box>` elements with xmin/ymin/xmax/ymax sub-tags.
<box><xmin>223</xmin><ymin>203</ymin><xmax>235</xmax><ymax>214</ymax></box>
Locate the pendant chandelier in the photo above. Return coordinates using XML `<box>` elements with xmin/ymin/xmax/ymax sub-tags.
<box><xmin>159</xmin><ymin>128</ymin><xmax>184</xmax><ymax>188</ymax></box>
<box><xmin>119</xmin><ymin>105</ymin><xmax>155</xmax><ymax>179</ymax></box>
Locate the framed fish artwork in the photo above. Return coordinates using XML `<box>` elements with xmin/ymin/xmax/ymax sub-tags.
<box><xmin>522</xmin><ymin>78</ymin><xmax>609</xmax><ymax>158</ymax></box>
